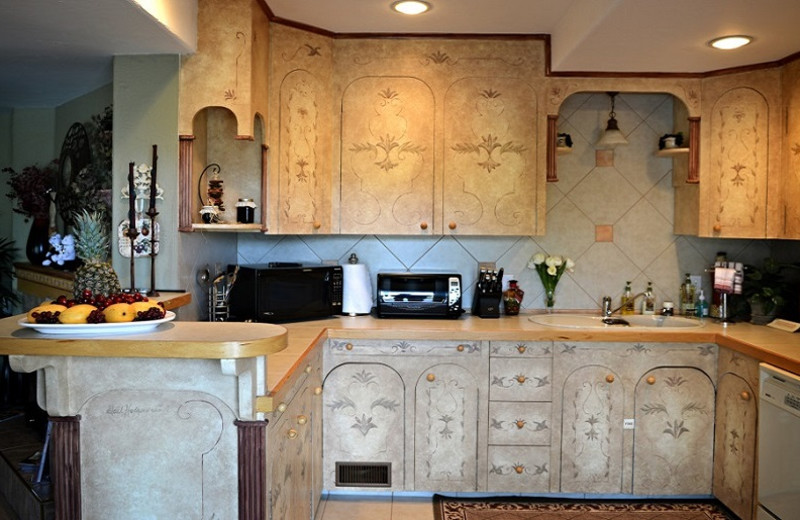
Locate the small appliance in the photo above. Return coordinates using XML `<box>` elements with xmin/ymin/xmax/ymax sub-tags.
<box><xmin>227</xmin><ymin>263</ymin><xmax>343</xmax><ymax>322</ymax></box>
<box><xmin>375</xmin><ymin>273</ymin><xmax>463</xmax><ymax>319</ymax></box>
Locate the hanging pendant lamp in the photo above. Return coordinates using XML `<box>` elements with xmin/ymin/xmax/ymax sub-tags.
<box><xmin>596</xmin><ymin>92</ymin><xmax>628</xmax><ymax>149</ymax></box>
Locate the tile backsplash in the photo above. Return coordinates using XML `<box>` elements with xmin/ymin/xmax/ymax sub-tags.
<box><xmin>231</xmin><ymin>92</ymin><xmax>782</xmax><ymax>315</ymax></box>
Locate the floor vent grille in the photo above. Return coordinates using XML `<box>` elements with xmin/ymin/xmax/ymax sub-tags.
<box><xmin>335</xmin><ymin>462</ymin><xmax>391</xmax><ymax>487</ymax></box>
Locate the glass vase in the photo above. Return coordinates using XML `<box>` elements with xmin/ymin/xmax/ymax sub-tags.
<box><xmin>544</xmin><ymin>289</ymin><xmax>555</xmax><ymax>312</ymax></box>
<box><xmin>26</xmin><ymin>216</ymin><xmax>50</xmax><ymax>265</ymax></box>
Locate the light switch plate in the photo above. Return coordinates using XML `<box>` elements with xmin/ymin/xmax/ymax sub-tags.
<box><xmin>690</xmin><ymin>275</ymin><xmax>702</xmax><ymax>289</ymax></box>
<box><xmin>623</xmin><ymin>418</ymin><xmax>635</xmax><ymax>429</ymax></box>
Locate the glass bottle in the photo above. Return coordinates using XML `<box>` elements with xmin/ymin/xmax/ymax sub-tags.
<box><xmin>621</xmin><ymin>281</ymin><xmax>635</xmax><ymax>315</ymax></box>
<box><xmin>680</xmin><ymin>273</ymin><xmax>696</xmax><ymax>316</ymax></box>
<box><xmin>642</xmin><ymin>281</ymin><xmax>655</xmax><ymax>315</ymax></box>
<box><xmin>503</xmin><ymin>280</ymin><xmax>524</xmax><ymax>316</ymax></box>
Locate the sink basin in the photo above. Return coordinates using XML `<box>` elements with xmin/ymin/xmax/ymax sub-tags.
<box><xmin>529</xmin><ymin>314</ymin><xmax>704</xmax><ymax>329</ymax></box>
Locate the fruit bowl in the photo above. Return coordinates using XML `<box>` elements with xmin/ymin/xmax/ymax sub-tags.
<box><xmin>18</xmin><ymin>311</ymin><xmax>176</xmax><ymax>336</ymax></box>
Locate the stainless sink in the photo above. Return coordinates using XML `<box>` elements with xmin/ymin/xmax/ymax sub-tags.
<box><xmin>529</xmin><ymin>314</ymin><xmax>704</xmax><ymax>329</ymax></box>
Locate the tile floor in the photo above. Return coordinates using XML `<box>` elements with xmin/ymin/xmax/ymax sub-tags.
<box><xmin>318</xmin><ymin>494</ymin><xmax>434</xmax><ymax>520</ymax></box>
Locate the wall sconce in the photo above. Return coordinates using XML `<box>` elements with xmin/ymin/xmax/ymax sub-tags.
<box><xmin>596</xmin><ymin>92</ymin><xmax>628</xmax><ymax>149</ymax></box>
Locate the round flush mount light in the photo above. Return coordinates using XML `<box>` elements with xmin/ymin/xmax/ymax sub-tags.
<box><xmin>708</xmin><ymin>35</ymin><xmax>753</xmax><ymax>50</ymax></box>
<box><xmin>391</xmin><ymin>0</ymin><xmax>431</xmax><ymax>15</ymax></box>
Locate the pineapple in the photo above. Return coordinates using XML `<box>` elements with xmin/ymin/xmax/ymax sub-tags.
<box><xmin>72</xmin><ymin>210</ymin><xmax>122</xmax><ymax>298</ymax></box>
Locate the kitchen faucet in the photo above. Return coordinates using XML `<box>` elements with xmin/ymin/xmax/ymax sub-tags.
<box><xmin>602</xmin><ymin>293</ymin><xmax>646</xmax><ymax>317</ymax></box>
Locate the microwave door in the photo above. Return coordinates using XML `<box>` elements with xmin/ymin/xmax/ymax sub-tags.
<box><xmin>258</xmin><ymin>272</ymin><xmax>330</xmax><ymax>321</ymax></box>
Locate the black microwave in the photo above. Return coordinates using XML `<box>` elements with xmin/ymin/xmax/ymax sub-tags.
<box><xmin>227</xmin><ymin>263</ymin><xmax>343</xmax><ymax>323</ymax></box>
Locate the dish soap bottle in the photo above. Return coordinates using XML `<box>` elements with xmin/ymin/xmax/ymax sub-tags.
<box><xmin>621</xmin><ymin>281</ymin><xmax>635</xmax><ymax>315</ymax></box>
<box><xmin>680</xmin><ymin>273</ymin><xmax>696</xmax><ymax>316</ymax></box>
<box><xmin>695</xmin><ymin>289</ymin><xmax>709</xmax><ymax>318</ymax></box>
<box><xmin>642</xmin><ymin>281</ymin><xmax>655</xmax><ymax>315</ymax></box>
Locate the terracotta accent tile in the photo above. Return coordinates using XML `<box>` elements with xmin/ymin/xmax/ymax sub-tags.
<box><xmin>596</xmin><ymin>225</ymin><xmax>614</xmax><ymax>242</ymax></box>
<box><xmin>596</xmin><ymin>149</ymin><xmax>614</xmax><ymax>167</ymax></box>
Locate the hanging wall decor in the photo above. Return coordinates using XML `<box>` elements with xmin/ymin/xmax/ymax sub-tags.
<box><xmin>118</xmin><ymin>161</ymin><xmax>163</xmax><ymax>257</ymax></box>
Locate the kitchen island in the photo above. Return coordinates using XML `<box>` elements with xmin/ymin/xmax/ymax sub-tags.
<box><xmin>0</xmin><ymin>315</ymin><xmax>287</xmax><ymax>520</ymax></box>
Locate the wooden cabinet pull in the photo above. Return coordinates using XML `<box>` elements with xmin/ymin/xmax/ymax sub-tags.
<box><xmin>296</xmin><ymin>415</ymin><xmax>308</xmax><ymax>425</ymax></box>
<box><xmin>514</xmin><ymin>465</ymin><xmax>525</xmax><ymax>474</ymax></box>
<box><xmin>713</xmin><ymin>223</ymin><xmax>722</xmax><ymax>232</ymax></box>
<box><xmin>456</xmin><ymin>344</ymin><xmax>465</xmax><ymax>352</ymax></box>
<box><xmin>515</xmin><ymin>420</ymin><xmax>526</xmax><ymax>429</ymax></box>
<box><xmin>427</xmin><ymin>373</ymin><xmax>436</xmax><ymax>382</ymax></box>
<box><xmin>605</xmin><ymin>374</ymin><xmax>615</xmax><ymax>384</ymax></box>
<box><xmin>517</xmin><ymin>345</ymin><xmax>527</xmax><ymax>354</ymax></box>
<box><xmin>313</xmin><ymin>221</ymin><xmax>321</xmax><ymax>229</ymax></box>
<box><xmin>287</xmin><ymin>428</ymin><xmax>298</xmax><ymax>439</ymax></box>
<box><xmin>314</xmin><ymin>386</ymin><xmax>323</xmax><ymax>395</ymax></box>
<box><xmin>647</xmin><ymin>376</ymin><xmax>656</xmax><ymax>385</ymax></box>
<box><xmin>305</xmin><ymin>365</ymin><xmax>312</xmax><ymax>374</ymax></box>
<box><xmin>345</xmin><ymin>343</ymin><xmax>353</xmax><ymax>351</ymax></box>
<box><xmin>277</xmin><ymin>402</ymin><xmax>287</xmax><ymax>412</ymax></box>
<box><xmin>515</xmin><ymin>375</ymin><xmax>527</xmax><ymax>384</ymax></box>
<box><xmin>420</xmin><ymin>222</ymin><xmax>428</xmax><ymax>230</ymax></box>
<box><xmin>448</xmin><ymin>221</ymin><xmax>457</xmax><ymax>230</ymax></box>
<box><xmin>741</xmin><ymin>391</ymin><xmax>750</xmax><ymax>401</ymax></box>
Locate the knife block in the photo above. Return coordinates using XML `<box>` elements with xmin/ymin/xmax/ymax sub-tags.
<box><xmin>472</xmin><ymin>292</ymin><xmax>501</xmax><ymax>318</ymax></box>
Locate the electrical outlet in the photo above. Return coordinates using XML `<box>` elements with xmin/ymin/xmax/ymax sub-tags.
<box><xmin>623</xmin><ymin>418</ymin><xmax>635</xmax><ymax>429</ymax></box>
<box><xmin>690</xmin><ymin>275</ymin><xmax>702</xmax><ymax>288</ymax></box>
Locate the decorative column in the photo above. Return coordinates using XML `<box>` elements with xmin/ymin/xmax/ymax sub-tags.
<box><xmin>235</xmin><ymin>420</ymin><xmax>268</xmax><ymax>520</ymax></box>
<box><xmin>50</xmin><ymin>416</ymin><xmax>81</xmax><ymax>520</ymax></box>
<box><xmin>546</xmin><ymin>114</ymin><xmax>559</xmax><ymax>182</ymax></box>
<box><xmin>687</xmin><ymin>117</ymin><xmax>700</xmax><ymax>184</ymax></box>
<box><xmin>178</xmin><ymin>135</ymin><xmax>195</xmax><ymax>231</ymax></box>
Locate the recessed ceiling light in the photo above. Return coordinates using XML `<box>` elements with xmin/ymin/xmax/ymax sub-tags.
<box><xmin>392</xmin><ymin>1</ymin><xmax>431</xmax><ymax>15</ymax></box>
<box><xmin>708</xmin><ymin>35</ymin><xmax>753</xmax><ymax>50</ymax></box>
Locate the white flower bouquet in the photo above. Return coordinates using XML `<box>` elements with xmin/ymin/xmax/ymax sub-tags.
<box><xmin>527</xmin><ymin>253</ymin><xmax>575</xmax><ymax>309</ymax></box>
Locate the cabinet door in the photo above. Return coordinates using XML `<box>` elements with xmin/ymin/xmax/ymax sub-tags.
<box><xmin>323</xmin><ymin>363</ymin><xmax>405</xmax><ymax>490</ymax></box>
<box><xmin>782</xmin><ymin>63</ymin><xmax>800</xmax><ymax>238</ymax></box>
<box><xmin>714</xmin><ymin>372</ymin><xmax>757</xmax><ymax>520</ymax></box>
<box><xmin>560</xmin><ymin>365</ymin><xmax>625</xmax><ymax>494</ymax></box>
<box><xmin>488</xmin><ymin>446</ymin><xmax>550</xmax><ymax>493</ymax></box>
<box><xmin>632</xmin><ymin>367</ymin><xmax>714</xmax><ymax>495</ymax></box>
<box><xmin>706</xmin><ymin>87</ymin><xmax>769</xmax><ymax>237</ymax></box>
<box><xmin>490</xmin><ymin>357</ymin><xmax>552</xmax><ymax>402</ymax></box>
<box><xmin>414</xmin><ymin>363</ymin><xmax>479</xmax><ymax>491</ymax></box>
<box><xmin>270</xmin><ymin>385</ymin><xmax>312</xmax><ymax>520</ymax></box>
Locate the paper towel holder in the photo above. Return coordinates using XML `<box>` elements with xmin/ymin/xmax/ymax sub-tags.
<box><xmin>343</xmin><ymin>252</ymin><xmax>373</xmax><ymax>316</ymax></box>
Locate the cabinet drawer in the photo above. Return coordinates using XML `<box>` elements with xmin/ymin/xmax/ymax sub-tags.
<box><xmin>490</xmin><ymin>357</ymin><xmax>552</xmax><ymax>401</ymax></box>
<box><xmin>487</xmin><ymin>446</ymin><xmax>550</xmax><ymax>493</ymax></box>
<box><xmin>327</xmin><ymin>339</ymin><xmax>480</xmax><ymax>357</ymax></box>
<box><xmin>490</xmin><ymin>341</ymin><xmax>552</xmax><ymax>358</ymax></box>
<box><xmin>488</xmin><ymin>402</ymin><xmax>551</xmax><ymax>445</ymax></box>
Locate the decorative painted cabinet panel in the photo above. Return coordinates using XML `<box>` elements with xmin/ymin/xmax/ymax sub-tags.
<box><xmin>713</xmin><ymin>348</ymin><xmax>759</xmax><ymax>520</ymax></box>
<box><xmin>323</xmin><ymin>338</ymin><xmax>487</xmax><ymax>491</ymax></box>
<box><xmin>487</xmin><ymin>340</ymin><xmax>553</xmax><ymax>493</ymax></box>
<box><xmin>781</xmin><ymin>59</ymin><xmax>800</xmax><ymax>238</ymax></box>
<box><xmin>340</xmin><ymin>77</ymin><xmax>435</xmax><ymax>234</ymax></box>
<box><xmin>443</xmin><ymin>78</ymin><xmax>538</xmax><ymax>235</ymax></box>
<box><xmin>632</xmin><ymin>367</ymin><xmax>715</xmax><ymax>495</ymax></box>
<box><xmin>553</xmin><ymin>341</ymin><xmax>717</xmax><ymax>495</ymax></box>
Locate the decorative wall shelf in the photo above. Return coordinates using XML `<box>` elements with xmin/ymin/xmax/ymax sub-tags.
<box><xmin>655</xmin><ymin>147</ymin><xmax>689</xmax><ymax>157</ymax></box>
<box><xmin>556</xmin><ymin>146</ymin><xmax>572</xmax><ymax>155</ymax></box>
<box><xmin>191</xmin><ymin>223</ymin><xmax>264</xmax><ymax>233</ymax></box>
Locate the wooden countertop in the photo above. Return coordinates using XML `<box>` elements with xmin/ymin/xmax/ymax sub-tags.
<box><xmin>271</xmin><ymin>313</ymin><xmax>800</xmax><ymax>393</ymax></box>
<box><xmin>0</xmin><ymin>316</ymin><xmax>287</xmax><ymax>359</ymax></box>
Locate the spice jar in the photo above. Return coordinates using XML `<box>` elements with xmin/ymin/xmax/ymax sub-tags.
<box><xmin>503</xmin><ymin>280</ymin><xmax>525</xmax><ymax>316</ymax></box>
<box><xmin>235</xmin><ymin>198</ymin><xmax>256</xmax><ymax>224</ymax></box>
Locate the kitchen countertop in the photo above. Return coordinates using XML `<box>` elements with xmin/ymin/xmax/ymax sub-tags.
<box><xmin>270</xmin><ymin>313</ymin><xmax>800</xmax><ymax>394</ymax></box>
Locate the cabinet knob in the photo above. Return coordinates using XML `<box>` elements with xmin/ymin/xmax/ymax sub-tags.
<box><xmin>313</xmin><ymin>221</ymin><xmax>321</xmax><ymax>229</ymax></box>
<box><xmin>517</xmin><ymin>345</ymin><xmax>527</xmax><ymax>354</ymax></box>
<box><xmin>420</xmin><ymin>222</ymin><xmax>428</xmax><ymax>230</ymax></box>
<box><xmin>305</xmin><ymin>365</ymin><xmax>312</xmax><ymax>374</ymax></box>
<box><xmin>457</xmin><ymin>344</ymin><xmax>465</xmax><ymax>352</ymax></box>
<box><xmin>713</xmin><ymin>223</ymin><xmax>722</xmax><ymax>233</ymax></box>
<box><xmin>296</xmin><ymin>415</ymin><xmax>308</xmax><ymax>425</ymax></box>
<box><xmin>647</xmin><ymin>376</ymin><xmax>656</xmax><ymax>385</ymax></box>
<box><xmin>345</xmin><ymin>343</ymin><xmax>354</xmax><ymax>351</ymax></box>
<box><xmin>448</xmin><ymin>221</ymin><xmax>457</xmax><ymax>230</ymax></box>
<box><xmin>515</xmin><ymin>420</ymin><xmax>526</xmax><ymax>429</ymax></box>
<box><xmin>515</xmin><ymin>375</ymin><xmax>527</xmax><ymax>384</ymax></box>
<box><xmin>277</xmin><ymin>402</ymin><xmax>287</xmax><ymax>412</ymax></box>
<box><xmin>741</xmin><ymin>391</ymin><xmax>751</xmax><ymax>401</ymax></box>
<box><xmin>287</xmin><ymin>428</ymin><xmax>298</xmax><ymax>439</ymax></box>
<box><xmin>513</xmin><ymin>464</ymin><xmax>525</xmax><ymax>474</ymax></box>
<box><xmin>605</xmin><ymin>374</ymin><xmax>615</xmax><ymax>384</ymax></box>
<box><xmin>427</xmin><ymin>373</ymin><xmax>436</xmax><ymax>382</ymax></box>
<box><xmin>314</xmin><ymin>386</ymin><xmax>323</xmax><ymax>395</ymax></box>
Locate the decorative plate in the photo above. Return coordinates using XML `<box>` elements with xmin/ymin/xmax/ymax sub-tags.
<box><xmin>18</xmin><ymin>311</ymin><xmax>175</xmax><ymax>336</ymax></box>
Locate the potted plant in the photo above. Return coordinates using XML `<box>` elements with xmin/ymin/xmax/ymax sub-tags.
<box><xmin>0</xmin><ymin>237</ymin><xmax>20</xmax><ymax>317</ymax></box>
<box><xmin>658</xmin><ymin>132</ymin><xmax>684</xmax><ymax>149</ymax></box>
<box><xmin>744</xmin><ymin>258</ymin><xmax>796</xmax><ymax>325</ymax></box>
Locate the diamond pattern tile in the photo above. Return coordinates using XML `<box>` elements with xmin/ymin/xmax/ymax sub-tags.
<box><xmin>615</xmin><ymin>199</ymin><xmax>675</xmax><ymax>271</ymax></box>
<box><xmin>567</xmin><ymin>166</ymin><xmax>641</xmax><ymax>224</ymax></box>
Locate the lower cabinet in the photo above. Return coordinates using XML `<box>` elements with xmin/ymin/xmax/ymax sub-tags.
<box><xmin>713</xmin><ymin>347</ymin><xmax>759</xmax><ymax>520</ymax></box>
<box><xmin>268</xmin><ymin>343</ymin><xmax>324</xmax><ymax>520</ymax></box>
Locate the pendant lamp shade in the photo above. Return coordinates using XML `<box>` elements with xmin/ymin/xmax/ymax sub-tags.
<box><xmin>596</xmin><ymin>92</ymin><xmax>628</xmax><ymax>149</ymax></box>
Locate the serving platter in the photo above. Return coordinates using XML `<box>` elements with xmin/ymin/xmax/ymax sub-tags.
<box><xmin>18</xmin><ymin>311</ymin><xmax>176</xmax><ymax>336</ymax></box>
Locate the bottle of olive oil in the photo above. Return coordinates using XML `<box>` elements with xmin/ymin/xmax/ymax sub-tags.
<box><xmin>680</xmin><ymin>273</ymin><xmax>696</xmax><ymax>316</ymax></box>
<box><xmin>621</xmin><ymin>281</ymin><xmax>635</xmax><ymax>315</ymax></box>
<box><xmin>642</xmin><ymin>281</ymin><xmax>656</xmax><ymax>315</ymax></box>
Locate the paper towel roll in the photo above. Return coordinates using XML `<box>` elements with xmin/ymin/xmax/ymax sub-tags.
<box><xmin>342</xmin><ymin>263</ymin><xmax>373</xmax><ymax>315</ymax></box>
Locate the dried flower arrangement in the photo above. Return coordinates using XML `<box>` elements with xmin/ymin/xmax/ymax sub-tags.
<box><xmin>3</xmin><ymin>161</ymin><xmax>58</xmax><ymax>221</ymax></box>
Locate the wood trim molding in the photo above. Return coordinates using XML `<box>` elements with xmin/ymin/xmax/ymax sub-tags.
<box><xmin>235</xmin><ymin>420</ymin><xmax>268</xmax><ymax>520</ymax></box>
<box><xmin>178</xmin><ymin>135</ymin><xmax>195</xmax><ymax>232</ymax></box>
<box><xmin>546</xmin><ymin>115</ymin><xmax>558</xmax><ymax>182</ymax></box>
<box><xmin>687</xmin><ymin>117</ymin><xmax>700</xmax><ymax>184</ymax></box>
<box><xmin>50</xmin><ymin>416</ymin><xmax>81</xmax><ymax>520</ymax></box>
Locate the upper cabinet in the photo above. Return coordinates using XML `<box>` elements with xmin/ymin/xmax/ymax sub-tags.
<box><xmin>781</xmin><ymin>58</ymin><xmax>800</xmax><ymax>239</ymax></box>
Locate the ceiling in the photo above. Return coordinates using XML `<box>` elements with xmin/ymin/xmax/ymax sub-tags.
<box><xmin>3</xmin><ymin>0</ymin><xmax>800</xmax><ymax>108</ymax></box>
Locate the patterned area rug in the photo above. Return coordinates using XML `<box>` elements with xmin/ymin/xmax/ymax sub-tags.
<box><xmin>433</xmin><ymin>496</ymin><xmax>735</xmax><ymax>520</ymax></box>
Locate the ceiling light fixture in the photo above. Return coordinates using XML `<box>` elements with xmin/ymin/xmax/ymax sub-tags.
<box><xmin>596</xmin><ymin>92</ymin><xmax>628</xmax><ymax>149</ymax></box>
<box><xmin>391</xmin><ymin>0</ymin><xmax>431</xmax><ymax>15</ymax></box>
<box><xmin>708</xmin><ymin>35</ymin><xmax>753</xmax><ymax>50</ymax></box>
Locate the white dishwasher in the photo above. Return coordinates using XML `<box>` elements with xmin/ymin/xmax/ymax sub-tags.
<box><xmin>758</xmin><ymin>363</ymin><xmax>800</xmax><ymax>520</ymax></box>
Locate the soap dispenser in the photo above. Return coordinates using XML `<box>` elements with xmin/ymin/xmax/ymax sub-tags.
<box><xmin>695</xmin><ymin>289</ymin><xmax>709</xmax><ymax>318</ymax></box>
<box><xmin>621</xmin><ymin>281</ymin><xmax>635</xmax><ymax>315</ymax></box>
<box><xmin>642</xmin><ymin>281</ymin><xmax>655</xmax><ymax>315</ymax></box>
